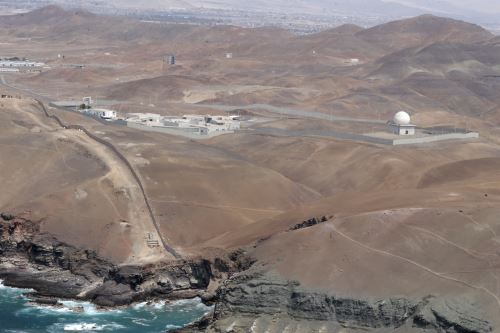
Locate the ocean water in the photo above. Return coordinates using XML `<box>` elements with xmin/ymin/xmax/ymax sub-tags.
<box><xmin>0</xmin><ymin>280</ymin><xmax>212</xmax><ymax>333</ymax></box>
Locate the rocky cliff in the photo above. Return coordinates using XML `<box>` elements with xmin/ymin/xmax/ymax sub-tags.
<box><xmin>0</xmin><ymin>213</ymin><xmax>494</xmax><ymax>332</ymax></box>
<box><xmin>0</xmin><ymin>213</ymin><xmax>236</xmax><ymax>306</ymax></box>
<box><xmin>179</xmin><ymin>270</ymin><xmax>493</xmax><ymax>333</ymax></box>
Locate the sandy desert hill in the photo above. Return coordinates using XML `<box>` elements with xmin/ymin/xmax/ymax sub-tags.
<box><xmin>3</xmin><ymin>7</ymin><xmax>499</xmax><ymax>124</ymax></box>
<box><xmin>356</xmin><ymin>14</ymin><xmax>493</xmax><ymax>50</ymax></box>
<box><xmin>1</xmin><ymin>6</ymin><xmax>500</xmax><ymax>332</ymax></box>
<box><xmin>0</xmin><ymin>97</ymin><xmax>169</xmax><ymax>263</ymax></box>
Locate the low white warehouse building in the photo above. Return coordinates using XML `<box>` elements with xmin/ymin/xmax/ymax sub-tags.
<box><xmin>0</xmin><ymin>59</ymin><xmax>45</xmax><ymax>72</ymax></box>
<box><xmin>126</xmin><ymin>113</ymin><xmax>241</xmax><ymax>137</ymax></box>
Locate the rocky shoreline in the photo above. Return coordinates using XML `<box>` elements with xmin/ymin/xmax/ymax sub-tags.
<box><xmin>0</xmin><ymin>213</ymin><xmax>494</xmax><ymax>333</ymax></box>
<box><xmin>0</xmin><ymin>213</ymin><xmax>246</xmax><ymax>308</ymax></box>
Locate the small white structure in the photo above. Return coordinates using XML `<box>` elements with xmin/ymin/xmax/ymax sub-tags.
<box><xmin>100</xmin><ymin>110</ymin><xmax>117</xmax><ymax>120</ymax></box>
<box><xmin>388</xmin><ymin>111</ymin><xmax>416</xmax><ymax>136</ymax></box>
<box><xmin>82</xmin><ymin>97</ymin><xmax>92</xmax><ymax>107</ymax></box>
<box><xmin>164</xmin><ymin>55</ymin><xmax>176</xmax><ymax>65</ymax></box>
<box><xmin>0</xmin><ymin>67</ymin><xmax>19</xmax><ymax>72</ymax></box>
<box><xmin>225</xmin><ymin>53</ymin><xmax>233</xmax><ymax>59</ymax></box>
<box><xmin>126</xmin><ymin>113</ymin><xmax>162</xmax><ymax>125</ymax></box>
<box><xmin>344</xmin><ymin>58</ymin><xmax>360</xmax><ymax>65</ymax></box>
<box><xmin>0</xmin><ymin>60</ymin><xmax>45</xmax><ymax>68</ymax></box>
<box><xmin>0</xmin><ymin>59</ymin><xmax>45</xmax><ymax>72</ymax></box>
<box><xmin>90</xmin><ymin>108</ymin><xmax>116</xmax><ymax>120</ymax></box>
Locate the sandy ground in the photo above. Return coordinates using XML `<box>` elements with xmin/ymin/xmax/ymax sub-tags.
<box><xmin>0</xmin><ymin>98</ymin><xmax>169</xmax><ymax>263</ymax></box>
<box><xmin>1</xmin><ymin>9</ymin><xmax>500</xmax><ymax>325</ymax></box>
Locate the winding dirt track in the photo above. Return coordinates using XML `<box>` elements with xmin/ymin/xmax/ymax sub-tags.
<box><xmin>0</xmin><ymin>75</ymin><xmax>181</xmax><ymax>259</ymax></box>
<box><xmin>33</xmin><ymin>100</ymin><xmax>181</xmax><ymax>260</ymax></box>
<box><xmin>327</xmin><ymin>223</ymin><xmax>500</xmax><ymax>311</ymax></box>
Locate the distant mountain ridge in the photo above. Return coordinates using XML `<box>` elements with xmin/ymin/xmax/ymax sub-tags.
<box><xmin>2</xmin><ymin>0</ymin><xmax>498</xmax><ymax>34</ymax></box>
<box><xmin>60</xmin><ymin>0</ymin><xmax>426</xmax><ymax>16</ymax></box>
<box><xmin>49</xmin><ymin>0</ymin><xmax>500</xmax><ymax>17</ymax></box>
<box><xmin>357</xmin><ymin>14</ymin><xmax>493</xmax><ymax>50</ymax></box>
<box><xmin>1</xmin><ymin>6</ymin><xmax>493</xmax><ymax>51</ymax></box>
<box><xmin>5</xmin><ymin>0</ymin><xmax>485</xmax><ymax>16</ymax></box>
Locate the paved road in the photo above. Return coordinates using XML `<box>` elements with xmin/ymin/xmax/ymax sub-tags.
<box><xmin>195</xmin><ymin>103</ymin><xmax>385</xmax><ymax>125</ymax></box>
<box><xmin>0</xmin><ymin>74</ymin><xmax>54</xmax><ymax>102</ymax></box>
<box><xmin>244</xmin><ymin>127</ymin><xmax>393</xmax><ymax>145</ymax></box>
<box><xmin>1</xmin><ymin>75</ymin><xmax>384</xmax><ymax>126</ymax></box>
<box><xmin>0</xmin><ymin>75</ymin><xmax>127</xmax><ymax>127</ymax></box>
<box><xmin>248</xmin><ymin>127</ymin><xmax>363</xmax><ymax>138</ymax></box>
<box><xmin>0</xmin><ymin>75</ymin><xmax>122</xmax><ymax>107</ymax></box>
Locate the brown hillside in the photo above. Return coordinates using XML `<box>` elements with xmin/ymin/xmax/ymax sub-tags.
<box><xmin>357</xmin><ymin>14</ymin><xmax>494</xmax><ymax>50</ymax></box>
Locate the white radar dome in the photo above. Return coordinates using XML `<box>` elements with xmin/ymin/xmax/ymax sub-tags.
<box><xmin>393</xmin><ymin>111</ymin><xmax>411</xmax><ymax>125</ymax></box>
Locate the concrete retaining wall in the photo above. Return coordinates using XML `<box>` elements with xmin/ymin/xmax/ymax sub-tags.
<box><xmin>392</xmin><ymin>132</ymin><xmax>479</xmax><ymax>145</ymax></box>
<box><xmin>251</xmin><ymin>128</ymin><xmax>478</xmax><ymax>146</ymax></box>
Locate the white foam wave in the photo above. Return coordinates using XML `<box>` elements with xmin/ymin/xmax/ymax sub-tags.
<box><xmin>59</xmin><ymin>300</ymin><xmax>123</xmax><ymax>315</ymax></box>
<box><xmin>102</xmin><ymin>323</ymin><xmax>126</xmax><ymax>329</ymax></box>
<box><xmin>3</xmin><ymin>284</ymin><xmax>213</xmax><ymax>332</ymax></box>
<box><xmin>132</xmin><ymin>300</ymin><xmax>169</xmax><ymax>310</ymax></box>
<box><xmin>174</xmin><ymin>299</ymin><xmax>212</xmax><ymax>312</ymax></box>
<box><xmin>165</xmin><ymin>324</ymin><xmax>181</xmax><ymax>330</ymax></box>
<box><xmin>169</xmin><ymin>298</ymin><xmax>200</xmax><ymax>306</ymax></box>
<box><xmin>47</xmin><ymin>322</ymin><xmax>126</xmax><ymax>333</ymax></box>
<box><xmin>132</xmin><ymin>301</ymin><xmax>148</xmax><ymax>310</ymax></box>
<box><xmin>16</xmin><ymin>299</ymin><xmax>123</xmax><ymax>317</ymax></box>
<box><xmin>132</xmin><ymin>318</ymin><xmax>151</xmax><ymax>326</ymax></box>
<box><xmin>0</xmin><ymin>279</ymin><xmax>34</xmax><ymax>293</ymax></box>
<box><xmin>152</xmin><ymin>300</ymin><xmax>167</xmax><ymax>309</ymax></box>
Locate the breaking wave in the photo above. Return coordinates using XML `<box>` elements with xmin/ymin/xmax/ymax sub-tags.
<box><xmin>0</xmin><ymin>281</ymin><xmax>213</xmax><ymax>332</ymax></box>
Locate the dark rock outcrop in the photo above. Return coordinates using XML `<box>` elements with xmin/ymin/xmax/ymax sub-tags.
<box><xmin>189</xmin><ymin>271</ymin><xmax>493</xmax><ymax>333</ymax></box>
<box><xmin>214</xmin><ymin>272</ymin><xmax>418</xmax><ymax>328</ymax></box>
<box><xmin>0</xmin><ymin>214</ymin><xmax>236</xmax><ymax>307</ymax></box>
<box><xmin>0</xmin><ymin>212</ymin><xmax>15</xmax><ymax>221</ymax></box>
<box><xmin>1</xmin><ymin>214</ymin><xmax>492</xmax><ymax>333</ymax></box>
<box><xmin>413</xmin><ymin>298</ymin><xmax>492</xmax><ymax>333</ymax></box>
<box><xmin>87</xmin><ymin>260</ymin><xmax>213</xmax><ymax>306</ymax></box>
<box><xmin>290</xmin><ymin>216</ymin><xmax>330</xmax><ymax>231</ymax></box>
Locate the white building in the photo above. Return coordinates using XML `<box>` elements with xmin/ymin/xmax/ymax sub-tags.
<box><xmin>101</xmin><ymin>110</ymin><xmax>117</xmax><ymax>120</ymax></box>
<box><xmin>388</xmin><ymin>111</ymin><xmax>416</xmax><ymax>136</ymax></box>
<box><xmin>80</xmin><ymin>108</ymin><xmax>116</xmax><ymax>120</ymax></box>
<box><xmin>127</xmin><ymin>113</ymin><xmax>241</xmax><ymax>136</ymax></box>
<box><xmin>0</xmin><ymin>68</ymin><xmax>19</xmax><ymax>72</ymax></box>
<box><xmin>82</xmin><ymin>96</ymin><xmax>92</xmax><ymax>107</ymax></box>
<box><xmin>0</xmin><ymin>60</ymin><xmax>45</xmax><ymax>69</ymax></box>
<box><xmin>164</xmin><ymin>55</ymin><xmax>175</xmax><ymax>65</ymax></box>
<box><xmin>91</xmin><ymin>109</ymin><xmax>117</xmax><ymax>120</ymax></box>
<box><xmin>164</xmin><ymin>115</ymin><xmax>240</xmax><ymax>133</ymax></box>
<box><xmin>126</xmin><ymin>113</ymin><xmax>162</xmax><ymax>125</ymax></box>
<box><xmin>344</xmin><ymin>58</ymin><xmax>360</xmax><ymax>65</ymax></box>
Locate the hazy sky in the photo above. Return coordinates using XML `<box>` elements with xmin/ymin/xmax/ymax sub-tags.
<box><xmin>440</xmin><ymin>0</ymin><xmax>500</xmax><ymax>11</ymax></box>
<box><xmin>386</xmin><ymin>0</ymin><xmax>500</xmax><ymax>13</ymax></box>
